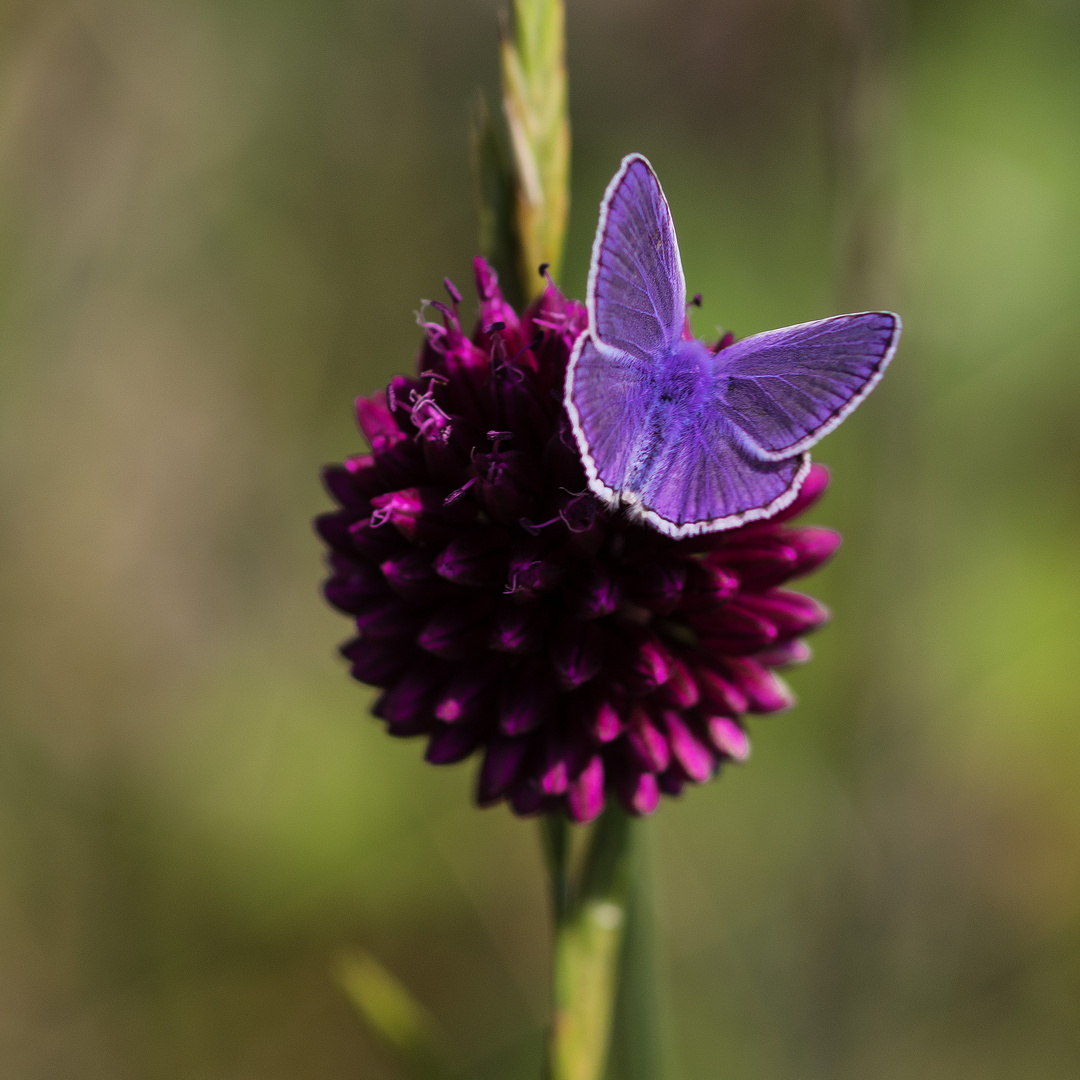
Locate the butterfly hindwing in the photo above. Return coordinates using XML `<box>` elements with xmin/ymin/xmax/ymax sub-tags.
<box><xmin>589</xmin><ymin>154</ymin><xmax>686</xmax><ymax>361</ymax></box>
<box><xmin>717</xmin><ymin>312</ymin><xmax>901</xmax><ymax>460</ymax></box>
<box><xmin>566</xmin><ymin>334</ymin><xmax>654</xmax><ymax>500</ymax></box>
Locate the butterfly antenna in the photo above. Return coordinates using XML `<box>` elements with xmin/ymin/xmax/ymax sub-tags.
<box><xmin>690</xmin><ymin>293</ymin><xmax>703</xmax><ymax>307</ymax></box>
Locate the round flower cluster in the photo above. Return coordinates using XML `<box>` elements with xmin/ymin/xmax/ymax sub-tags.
<box><xmin>316</xmin><ymin>259</ymin><xmax>839</xmax><ymax>822</ymax></box>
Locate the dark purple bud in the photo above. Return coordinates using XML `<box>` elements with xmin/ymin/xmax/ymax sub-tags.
<box><xmin>542</xmin><ymin>427</ymin><xmax>590</xmax><ymax>491</ymax></box>
<box><xmin>314</xmin><ymin>510</ymin><xmax>359</xmax><ymax>557</ymax></box>
<box><xmin>348</xmin><ymin>517</ymin><xmax>406</xmax><ymax>561</ymax></box>
<box><xmin>322</xmin><ymin>464</ymin><xmax>371</xmax><ymax>512</ymax></box>
<box><xmin>567</xmin><ymin>756</ymin><xmax>606</xmax><ymax>823</ymax></box>
<box><xmin>340</xmin><ymin>637</ymin><xmax>415</xmax><ymax>688</ymax></box>
<box><xmin>371</xmin><ymin>487</ymin><xmax>477</xmax><ymax>546</ymax></box>
<box><xmin>434</xmin><ymin>528</ymin><xmax>510</xmax><ymax>588</ymax></box>
<box><xmin>706</xmin><ymin>716</ymin><xmax>750</xmax><ymax>761</ymax></box>
<box><xmin>626</xmin><ymin>706</ymin><xmax>671</xmax><ymax>773</ymax></box>
<box><xmin>786</xmin><ymin>527</ymin><xmax>842</xmax><ymax>578</ymax></box>
<box><xmin>510</xmin><ymin>784</ymin><xmax>546</xmax><ymax>817</ymax></box>
<box><xmin>678</xmin><ymin>561</ymin><xmax>740</xmax><ymax>613</ymax></box>
<box><xmin>499</xmin><ymin>656</ymin><xmax>557</xmax><ymax>736</ymax></box>
<box><xmin>693</xmin><ymin>665</ymin><xmax>749</xmax><ymax>716</ymax></box>
<box><xmin>724</xmin><ymin>658</ymin><xmax>795</xmax><ymax>713</ymax></box>
<box><xmin>354</xmin><ymin>597</ymin><xmax>425</xmax><ymax>640</ymax></box>
<box><xmin>490</xmin><ymin>599</ymin><xmax>549</xmax><ymax>653</ymax></box>
<box><xmin>735</xmin><ymin>590</ymin><xmax>829</xmax><ymax>640</ymax></box>
<box><xmin>663</xmin><ymin>711</ymin><xmax>715</xmax><ymax>783</ymax></box>
<box><xmin>373</xmin><ymin>658</ymin><xmax>443</xmax><ymax>735</ymax></box>
<box><xmin>477</xmin><ymin>737</ymin><xmax>530</xmax><ymax>805</ymax></box>
<box><xmin>372</xmin><ymin>437</ymin><xmax>427</xmax><ymax>490</ymax></box>
<box><xmin>658</xmin><ymin>768</ymin><xmax>686</xmax><ymax>796</ymax></box>
<box><xmin>380</xmin><ymin>550</ymin><xmax>459</xmax><ymax>604</ymax></box>
<box><xmin>755</xmin><ymin>639</ymin><xmax>812</xmax><ymax>666</ymax></box>
<box><xmin>473</xmin><ymin>257</ymin><xmax>521</xmax><ymax>344</ymax></box>
<box><xmin>616</xmin><ymin>768</ymin><xmax>660</xmax><ymax>816</ymax></box>
<box><xmin>506</xmin><ymin>540</ymin><xmax>565</xmax><ymax>596</ymax></box>
<box><xmin>425</xmin><ymin>721</ymin><xmax>482</xmax><ymax>764</ymax></box>
<box><xmin>690</xmin><ymin>602</ymin><xmax>778</xmax><ymax>656</ymax></box>
<box><xmin>564</xmin><ymin>561</ymin><xmax>620</xmax><ymax>620</ymax></box>
<box><xmin>435</xmin><ymin>656</ymin><xmax>501</xmax><ymax>722</ymax></box>
<box><xmin>475</xmin><ymin>449</ymin><xmax>539</xmax><ymax>524</ymax></box>
<box><xmin>620</xmin><ymin>556</ymin><xmax>687</xmax><ymax>615</ymax></box>
<box><xmin>550</xmin><ymin>618</ymin><xmax>603</xmax><ymax>690</ymax></box>
<box><xmin>343</xmin><ymin>453</ymin><xmax>384</xmax><ymax>498</ymax></box>
<box><xmin>323</xmin><ymin>564</ymin><xmax>389</xmax><ymax>614</ymax></box>
<box><xmin>418</xmin><ymin>598</ymin><xmax>495</xmax><ymax>660</ymax></box>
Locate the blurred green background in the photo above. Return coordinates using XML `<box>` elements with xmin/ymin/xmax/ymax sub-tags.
<box><xmin>2</xmin><ymin>1</ymin><xmax>1079</xmax><ymax>1077</ymax></box>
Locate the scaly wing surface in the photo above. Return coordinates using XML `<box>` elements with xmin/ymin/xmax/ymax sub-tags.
<box><xmin>718</xmin><ymin>312</ymin><xmax>901</xmax><ymax>460</ymax></box>
<box><xmin>565</xmin><ymin>334</ymin><xmax>654</xmax><ymax>502</ymax></box>
<box><xmin>588</xmin><ymin>154</ymin><xmax>686</xmax><ymax>361</ymax></box>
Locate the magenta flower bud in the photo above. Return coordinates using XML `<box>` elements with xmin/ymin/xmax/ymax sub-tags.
<box><xmin>725</xmin><ymin>658</ymin><xmax>795</xmax><ymax>713</ymax></box>
<box><xmin>787</xmin><ymin>526</ymin><xmax>842</xmax><ymax>577</ymax></box>
<box><xmin>370</xmin><ymin>487</ymin><xmax>474</xmax><ymax>546</ymax></box>
<box><xmin>590</xmin><ymin>698</ymin><xmax>626</xmax><ymax>743</ymax></box>
<box><xmin>566</xmin><ymin>755</ymin><xmax>606</xmax><ymax>823</ymax></box>
<box><xmin>626</xmin><ymin>707</ymin><xmax>671</xmax><ymax>773</ymax></box>
<box><xmin>755</xmin><ymin>640</ymin><xmax>812</xmax><ymax>666</ymax></box>
<box><xmin>318</xmin><ymin>258</ymin><xmax>841</xmax><ymax>820</ymax></box>
<box><xmin>663</xmin><ymin>711</ymin><xmax>715</xmax><ymax>783</ymax></box>
<box><xmin>694</xmin><ymin>666</ymin><xmax>750</xmax><ymax>716</ymax></box>
<box><xmin>707</xmin><ymin>716</ymin><xmax>750</xmax><ymax>762</ymax></box>
<box><xmin>617</xmin><ymin>768</ymin><xmax>660</xmax><ymax>816</ymax></box>
<box><xmin>678</xmin><ymin>561</ymin><xmax>739</xmax><ymax>613</ymax></box>
<box><xmin>355</xmin><ymin>392</ymin><xmax>403</xmax><ymax>450</ymax></box>
<box><xmin>735</xmin><ymin>590</ymin><xmax>830</xmax><ymax>640</ymax></box>
<box><xmin>691</xmin><ymin>602</ymin><xmax>778</xmax><ymax>656</ymax></box>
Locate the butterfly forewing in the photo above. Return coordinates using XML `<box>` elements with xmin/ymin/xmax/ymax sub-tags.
<box><xmin>589</xmin><ymin>155</ymin><xmax>686</xmax><ymax>361</ymax></box>
<box><xmin>717</xmin><ymin>312</ymin><xmax>900</xmax><ymax>460</ymax></box>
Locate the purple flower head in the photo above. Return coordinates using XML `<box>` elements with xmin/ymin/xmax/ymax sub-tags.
<box><xmin>317</xmin><ymin>258</ymin><xmax>840</xmax><ymax>823</ymax></box>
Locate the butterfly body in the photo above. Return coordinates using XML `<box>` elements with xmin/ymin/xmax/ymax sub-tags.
<box><xmin>565</xmin><ymin>154</ymin><xmax>900</xmax><ymax>539</ymax></box>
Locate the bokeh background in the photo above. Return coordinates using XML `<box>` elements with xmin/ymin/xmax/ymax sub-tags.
<box><xmin>2</xmin><ymin>0</ymin><xmax>1079</xmax><ymax>1077</ymax></box>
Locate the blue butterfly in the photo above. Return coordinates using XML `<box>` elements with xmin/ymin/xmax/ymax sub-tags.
<box><xmin>564</xmin><ymin>154</ymin><xmax>901</xmax><ymax>538</ymax></box>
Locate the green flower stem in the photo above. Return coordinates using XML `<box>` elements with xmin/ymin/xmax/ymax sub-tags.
<box><xmin>499</xmin><ymin>0</ymin><xmax>570</xmax><ymax>299</ymax></box>
<box><xmin>543</xmin><ymin>807</ymin><xmax>637</xmax><ymax>1080</ymax></box>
